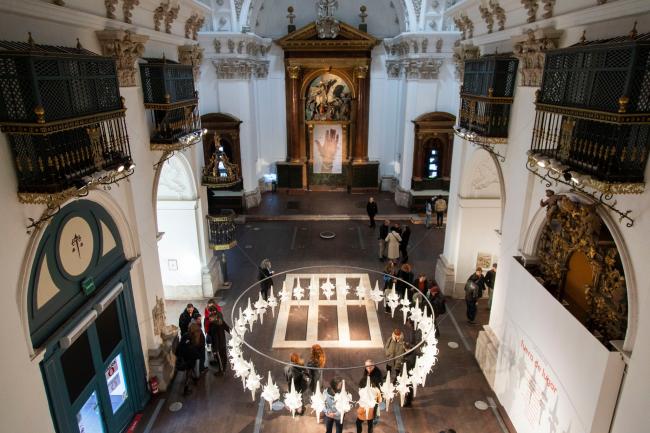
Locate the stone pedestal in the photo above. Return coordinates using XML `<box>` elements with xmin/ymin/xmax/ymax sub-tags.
<box><xmin>475</xmin><ymin>325</ymin><xmax>499</xmax><ymax>390</ymax></box>
<box><xmin>394</xmin><ymin>185</ymin><xmax>411</xmax><ymax>208</ymax></box>
<box><xmin>381</xmin><ymin>176</ymin><xmax>396</xmax><ymax>192</ymax></box>
<box><xmin>435</xmin><ymin>255</ymin><xmax>457</xmax><ymax>297</ymax></box>
<box><xmin>147</xmin><ymin>325</ymin><xmax>178</xmax><ymax>392</ymax></box>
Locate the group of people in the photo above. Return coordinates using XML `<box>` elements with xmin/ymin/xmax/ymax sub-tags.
<box><xmin>425</xmin><ymin>196</ymin><xmax>448</xmax><ymax>229</ymax></box>
<box><xmin>378</xmin><ymin>219</ymin><xmax>411</xmax><ymax>262</ymax></box>
<box><xmin>176</xmin><ymin>299</ymin><xmax>231</xmax><ymax>395</ymax></box>
<box><xmin>463</xmin><ymin>263</ymin><xmax>497</xmax><ymax>324</ymax></box>
<box><xmin>283</xmin><ymin>345</ymin><xmax>386</xmax><ymax>433</ymax></box>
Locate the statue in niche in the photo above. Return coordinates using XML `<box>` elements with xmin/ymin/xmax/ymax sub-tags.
<box><xmin>305</xmin><ymin>73</ymin><xmax>351</xmax><ymax>121</ymax></box>
<box><xmin>152</xmin><ymin>296</ymin><xmax>166</xmax><ymax>337</ymax></box>
<box><xmin>540</xmin><ymin>189</ymin><xmax>562</xmax><ymax>223</ymax></box>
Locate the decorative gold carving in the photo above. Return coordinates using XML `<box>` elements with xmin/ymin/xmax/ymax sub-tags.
<box><xmin>202</xmin><ymin>134</ymin><xmax>241</xmax><ymax>187</ymax></box>
<box><xmin>453</xmin><ymin>44</ymin><xmax>480</xmax><ymax>81</ymax></box>
<box><xmin>541</xmin><ymin>0</ymin><xmax>554</xmax><ymax>19</ymax></box>
<box><xmin>461</xmin><ymin>14</ymin><xmax>474</xmax><ymax>39</ymax></box>
<box><xmin>193</xmin><ymin>16</ymin><xmax>205</xmax><ymax>41</ymax></box>
<box><xmin>490</xmin><ymin>1</ymin><xmax>506</xmax><ymax>31</ymax></box>
<box><xmin>276</xmin><ymin>21</ymin><xmax>379</xmax><ymax>52</ymax></box>
<box><xmin>185</xmin><ymin>14</ymin><xmax>197</xmax><ymax>39</ymax></box>
<box><xmin>96</xmin><ymin>30</ymin><xmax>148</xmax><ymax>87</ymax></box>
<box><xmin>582</xmin><ymin>178</ymin><xmax>645</xmax><ymax>195</ymax></box>
<box><xmin>618</xmin><ymin>96</ymin><xmax>629</xmax><ymax>113</ymax></box>
<box><xmin>513</xmin><ymin>28</ymin><xmax>561</xmax><ymax>87</ymax></box>
<box><xmin>152</xmin><ymin>296</ymin><xmax>167</xmax><ymax>337</ymax></box>
<box><xmin>535</xmin><ymin>196</ymin><xmax>627</xmax><ymax>343</ymax></box>
<box><xmin>479</xmin><ymin>4</ymin><xmax>494</xmax><ymax>34</ymax></box>
<box><xmin>165</xmin><ymin>4</ymin><xmax>180</xmax><ymax>34</ymax></box>
<box><xmin>521</xmin><ymin>0</ymin><xmax>538</xmax><ymax>23</ymax></box>
<box><xmin>536</xmin><ymin>102</ymin><xmax>650</xmax><ymax>125</ymax></box>
<box><xmin>104</xmin><ymin>0</ymin><xmax>118</xmax><ymax>19</ymax></box>
<box><xmin>287</xmin><ymin>65</ymin><xmax>302</xmax><ymax>80</ymax></box>
<box><xmin>1</xmin><ymin>109</ymin><xmax>126</xmax><ymax>135</ymax></box>
<box><xmin>123</xmin><ymin>0</ymin><xmax>139</xmax><ymax>24</ymax></box>
<box><xmin>153</xmin><ymin>2</ymin><xmax>167</xmax><ymax>31</ymax></box>
<box><xmin>178</xmin><ymin>44</ymin><xmax>204</xmax><ymax>81</ymax></box>
<box><xmin>353</xmin><ymin>65</ymin><xmax>368</xmax><ymax>79</ymax></box>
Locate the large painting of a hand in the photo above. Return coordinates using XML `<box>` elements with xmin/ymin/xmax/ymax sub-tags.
<box><xmin>314</xmin><ymin>125</ymin><xmax>342</xmax><ymax>173</ymax></box>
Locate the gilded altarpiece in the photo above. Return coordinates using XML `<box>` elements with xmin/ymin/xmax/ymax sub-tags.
<box><xmin>276</xmin><ymin>21</ymin><xmax>379</xmax><ymax>191</ymax></box>
<box><xmin>535</xmin><ymin>196</ymin><xmax>627</xmax><ymax>344</ymax></box>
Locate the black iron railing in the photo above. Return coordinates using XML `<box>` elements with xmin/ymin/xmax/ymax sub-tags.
<box><xmin>459</xmin><ymin>96</ymin><xmax>511</xmax><ymax>138</ymax></box>
<box><xmin>141</xmin><ymin>59</ymin><xmax>196</xmax><ymax>105</ymax></box>
<box><xmin>532</xmin><ymin>31</ymin><xmax>650</xmax><ymax>187</ymax></box>
<box><xmin>149</xmin><ymin>104</ymin><xmax>203</xmax><ymax>149</ymax></box>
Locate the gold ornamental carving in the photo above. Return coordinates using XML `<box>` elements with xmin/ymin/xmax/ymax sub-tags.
<box><xmin>536</xmin><ymin>195</ymin><xmax>627</xmax><ymax>343</ymax></box>
<box><xmin>96</xmin><ymin>30</ymin><xmax>148</xmax><ymax>87</ymax></box>
<box><xmin>164</xmin><ymin>4</ymin><xmax>181</xmax><ymax>34</ymax></box>
<box><xmin>122</xmin><ymin>0</ymin><xmax>139</xmax><ymax>24</ymax></box>
<box><xmin>353</xmin><ymin>65</ymin><xmax>368</xmax><ymax>79</ymax></box>
<box><xmin>104</xmin><ymin>0</ymin><xmax>118</xmax><ymax>20</ymax></box>
<box><xmin>513</xmin><ymin>28</ymin><xmax>562</xmax><ymax>87</ymax></box>
<box><xmin>178</xmin><ymin>44</ymin><xmax>204</xmax><ymax>81</ymax></box>
<box><xmin>287</xmin><ymin>65</ymin><xmax>302</xmax><ymax>79</ymax></box>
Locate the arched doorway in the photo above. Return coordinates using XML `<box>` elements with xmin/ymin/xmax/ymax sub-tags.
<box><xmin>155</xmin><ymin>153</ymin><xmax>207</xmax><ymax>299</ymax></box>
<box><xmin>534</xmin><ymin>195</ymin><xmax>629</xmax><ymax>346</ymax></box>
<box><xmin>411</xmin><ymin>112</ymin><xmax>455</xmax><ymax>191</ymax></box>
<box><xmin>28</xmin><ymin>200</ymin><xmax>148</xmax><ymax>433</ymax></box>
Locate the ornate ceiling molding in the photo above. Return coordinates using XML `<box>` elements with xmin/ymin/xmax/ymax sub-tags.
<box><xmin>386</xmin><ymin>59</ymin><xmax>444</xmax><ymax>80</ymax></box>
<box><xmin>512</xmin><ymin>28</ymin><xmax>562</xmax><ymax>87</ymax></box>
<box><xmin>211</xmin><ymin>58</ymin><xmax>269</xmax><ymax>80</ymax></box>
<box><xmin>383</xmin><ymin>33</ymin><xmax>457</xmax><ymax>79</ymax></box>
<box><xmin>95</xmin><ymin>29</ymin><xmax>148</xmax><ymax>87</ymax></box>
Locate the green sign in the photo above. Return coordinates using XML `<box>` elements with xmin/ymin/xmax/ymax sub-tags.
<box><xmin>81</xmin><ymin>277</ymin><xmax>96</xmax><ymax>296</ymax></box>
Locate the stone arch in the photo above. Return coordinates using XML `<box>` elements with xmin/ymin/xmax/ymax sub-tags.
<box><xmin>18</xmin><ymin>191</ymin><xmax>138</xmax><ymax>357</ymax></box>
<box><xmin>521</xmin><ymin>192</ymin><xmax>638</xmax><ymax>352</ymax></box>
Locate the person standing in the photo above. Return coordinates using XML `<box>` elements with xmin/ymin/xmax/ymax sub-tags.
<box><xmin>378</xmin><ymin>220</ymin><xmax>390</xmax><ymax>260</ymax></box>
<box><xmin>385</xmin><ymin>227</ymin><xmax>402</xmax><ymax>262</ymax></box>
<box><xmin>258</xmin><ymin>258</ymin><xmax>274</xmax><ymax>300</ymax></box>
<box><xmin>425</xmin><ymin>199</ymin><xmax>433</xmax><ymax>229</ymax></box>
<box><xmin>396</xmin><ymin>263</ymin><xmax>413</xmax><ymax>299</ymax></box>
<box><xmin>307</xmin><ymin>344</ymin><xmax>327</xmax><ymax>394</ymax></box>
<box><xmin>484</xmin><ymin>263</ymin><xmax>497</xmax><ymax>310</ymax></box>
<box><xmin>434</xmin><ymin>196</ymin><xmax>447</xmax><ymax>228</ymax></box>
<box><xmin>384</xmin><ymin>329</ymin><xmax>406</xmax><ymax>375</ymax></box>
<box><xmin>399</xmin><ymin>225</ymin><xmax>411</xmax><ymax>262</ymax></box>
<box><xmin>178</xmin><ymin>303</ymin><xmax>200</xmax><ymax>335</ymax></box>
<box><xmin>207</xmin><ymin>307</ymin><xmax>231</xmax><ymax>375</ymax></box>
<box><xmin>360</xmin><ymin>359</ymin><xmax>383</xmax><ymax>388</ymax></box>
<box><xmin>428</xmin><ymin>282</ymin><xmax>446</xmax><ymax>338</ymax></box>
<box><xmin>355</xmin><ymin>371</ymin><xmax>381</xmax><ymax>433</ymax></box>
<box><xmin>366</xmin><ymin>197</ymin><xmax>378</xmax><ymax>228</ymax></box>
<box><xmin>284</xmin><ymin>352</ymin><xmax>309</xmax><ymax>415</ymax></box>
<box><xmin>324</xmin><ymin>377</ymin><xmax>344</xmax><ymax>433</ymax></box>
<box><xmin>464</xmin><ymin>267</ymin><xmax>485</xmax><ymax>324</ymax></box>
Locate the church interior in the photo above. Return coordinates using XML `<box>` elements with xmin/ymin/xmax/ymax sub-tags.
<box><xmin>0</xmin><ymin>1</ymin><xmax>648</xmax><ymax>433</ymax></box>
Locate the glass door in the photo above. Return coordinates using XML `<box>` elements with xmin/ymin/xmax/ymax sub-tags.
<box><xmin>75</xmin><ymin>389</ymin><xmax>106</xmax><ymax>433</ymax></box>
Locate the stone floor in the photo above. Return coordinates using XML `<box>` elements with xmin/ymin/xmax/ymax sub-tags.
<box><xmin>140</xmin><ymin>217</ymin><xmax>512</xmax><ymax>433</ymax></box>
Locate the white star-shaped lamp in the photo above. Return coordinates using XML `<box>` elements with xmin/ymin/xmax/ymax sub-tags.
<box><xmin>400</xmin><ymin>290</ymin><xmax>411</xmax><ymax>324</ymax></box>
<box><xmin>284</xmin><ymin>378</ymin><xmax>303</xmax><ymax>418</ymax></box>
<box><xmin>293</xmin><ymin>282</ymin><xmax>305</xmax><ymax>304</ymax></box>
<box><xmin>261</xmin><ymin>371</ymin><xmax>280</xmax><ymax>411</ymax></box>
<box><xmin>254</xmin><ymin>292</ymin><xmax>268</xmax><ymax>324</ymax></box>
<box><xmin>333</xmin><ymin>380</ymin><xmax>353</xmax><ymax>423</ymax></box>
<box><xmin>369</xmin><ymin>281</ymin><xmax>384</xmax><ymax>310</ymax></box>
<box><xmin>246</xmin><ymin>366</ymin><xmax>262</xmax><ymax>401</ymax></box>
<box><xmin>395</xmin><ymin>366</ymin><xmax>411</xmax><ymax>407</ymax></box>
<box><xmin>267</xmin><ymin>287</ymin><xmax>278</xmax><ymax>317</ymax></box>
<box><xmin>310</xmin><ymin>380</ymin><xmax>326</xmax><ymax>423</ymax></box>
<box><xmin>321</xmin><ymin>277</ymin><xmax>335</xmax><ymax>300</ymax></box>
<box><xmin>355</xmin><ymin>283</ymin><xmax>367</xmax><ymax>301</ymax></box>
<box><xmin>379</xmin><ymin>370</ymin><xmax>395</xmax><ymax>412</ymax></box>
<box><xmin>357</xmin><ymin>376</ymin><xmax>377</xmax><ymax>419</ymax></box>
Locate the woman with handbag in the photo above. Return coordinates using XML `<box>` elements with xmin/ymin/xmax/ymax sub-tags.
<box><xmin>284</xmin><ymin>352</ymin><xmax>310</xmax><ymax>415</ymax></box>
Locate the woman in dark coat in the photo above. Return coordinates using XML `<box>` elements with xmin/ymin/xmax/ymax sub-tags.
<box><xmin>400</xmin><ymin>225</ymin><xmax>411</xmax><ymax>262</ymax></box>
<box><xmin>207</xmin><ymin>307</ymin><xmax>231</xmax><ymax>375</ymax></box>
<box><xmin>306</xmin><ymin>344</ymin><xmax>326</xmax><ymax>394</ymax></box>
<box><xmin>258</xmin><ymin>258</ymin><xmax>274</xmax><ymax>300</ymax></box>
<box><xmin>284</xmin><ymin>352</ymin><xmax>309</xmax><ymax>415</ymax></box>
<box><xmin>179</xmin><ymin>321</ymin><xmax>205</xmax><ymax>395</ymax></box>
<box><xmin>396</xmin><ymin>263</ymin><xmax>414</xmax><ymax>299</ymax></box>
<box><xmin>366</xmin><ymin>197</ymin><xmax>378</xmax><ymax>228</ymax></box>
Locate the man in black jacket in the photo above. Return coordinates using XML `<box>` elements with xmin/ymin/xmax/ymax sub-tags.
<box><xmin>378</xmin><ymin>219</ymin><xmax>390</xmax><ymax>260</ymax></box>
<box><xmin>464</xmin><ymin>268</ymin><xmax>485</xmax><ymax>324</ymax></box>
<box><xmin>178</xmin><ymin>303</ymin><xmax>200</xmax><ymax>335</ymax></box>
<box><xmin>366</xmin><ymin>197</ymin><xmax>378</xmax><ymax>228</ymax></box>
<box><xmin>400</xmin><ymin>225</ymin><xmax>411</xmax><ymax>262</ymax></box>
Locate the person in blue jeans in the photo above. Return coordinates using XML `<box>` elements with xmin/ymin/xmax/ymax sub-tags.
<box><xmin>323</xmin><ymin>377</ymin><xmax>344</xmax><ymax>433</ymax></box>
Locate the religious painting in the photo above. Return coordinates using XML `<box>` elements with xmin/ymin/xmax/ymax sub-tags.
<box><xmin>305</xmin><ymin>73</ymin><xmax>351</xmax><ymax>121</ymax></box>
<box><xmin>313</xmin><ymin>124</ymin><xmax>343</xmax><ymax>174</ymax></box>
<box><xmin>476</xmin><ymin>252</ymin><xmax>493</xmax><ymax>270</ymax></box>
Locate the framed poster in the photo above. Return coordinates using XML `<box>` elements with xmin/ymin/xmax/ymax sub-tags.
<box><xmin>313</xmin><ymin>123</ymin><xmax>343</xmax><ymax>174</ymax></box>
<box><xmin>476</xmin><ymin>252</ymin><xmax>493</xmax><ymax>270</ymax></box>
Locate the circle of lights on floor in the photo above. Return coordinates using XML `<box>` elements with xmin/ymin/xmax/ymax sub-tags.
<box><xmin>227</xmin><ymin>265</ymin><xmax>439</xmax><ymax>421</ymax></box>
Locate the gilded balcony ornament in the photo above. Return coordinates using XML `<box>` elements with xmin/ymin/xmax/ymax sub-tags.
<box><xmin>105</xmin><ymin>0</ymin><xmax>118</xmax><ymax>19</ymax></box>
<box><xmin>123</xmin><ymin>0</ymin><xmax>139</xmax><ymax>24</ymax></box>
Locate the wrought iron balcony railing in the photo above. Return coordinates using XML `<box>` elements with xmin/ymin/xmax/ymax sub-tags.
<box><xmin>207</xmin><ymin>210</ymin><xmax>237</xmax><ymax>251</ymax></box>
<box><xmin>0</xmin><ymin>36</ymin><xmax>133</xmax><ymax>215</ymax></box>
<box><xmin>141</xmin><ymin>58</ymin><xmax>204</xmax><ymax>151</ymax></box>
<box><xmin>531</xmin><ymin>28</ymin><xmax>650</xmax><ymax>193</ymax></box>
<box><xmin>457</xmin><ymin>55</ymin><xmax>518</xmax><ymax>145</ymax></box>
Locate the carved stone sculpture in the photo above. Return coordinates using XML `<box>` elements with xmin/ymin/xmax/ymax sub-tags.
<box><xmin>214</xmin><ymin>39</ymin><xmax>222</xmax><ymax>53</ymax></box>
<box><xmin>435</xmin><ymin>38</ymin><xmax>443</xmax><ymax>53</ymax></box>
<box><xmin>490</xmin><ymin>1</ymin><xmax>506</xmax><ymax>31</ymax></box>
<box><xmin>542</xmin><ymin>0</ymin><xmax>554</xmax><ymax>19</ymax></box>
<box><xmin>452</xmin><ymin>44</ymin><xmax>480</xmax><ymax>81</ymax></box>
<box><xmin>178</xmin><ymin>44</ymin><xmax>204</xmax><ymax>81</ymax></box>
<box><xmin>152</xmin><ymin>296</ymin><xmax>166</xmax><ymax>337</ymax></box>
<box><xmin>153</xmin><ymin>2</ymin><xmax>167</xmax><ymax>31</ymax></box>
<box><xmin>185</xmin><ymin>14</ymin><xmax>197</xmax><ymax>39</ymax></box>
<box><xmin>105</xmin><ymin>0</ymin><xmax>118</xmax><ymax>19</ymax></box>
<box><xmin>96</xmin><ymin>30</ymin><xmax>149</xmax><ymax>87</ymax></box>
<box><xmin>212</xmin><ymin>59</ymin><xmax>269</xmax><ymax>79</ymax></box>
<box><xmin>521</xmin><ymin>0</ymin><xmax>538</xmax><ymax>23</ymax></box>
<box><xmin>165</xmin><ymin>4</ymin><xmax>180</xmax><ymax>34</ymax></box>
<box><xmin>512</xmin><ymin>28</ymin><xmax>562</xmax><ymax>87</ymax></box>
<box><xmin>461</xmin><ymin>14</ymin><xmax>474</xmax><ymax>39</ymax></box>
<box><xmin>479</xmin><ymin>4</ymin><xmax>494</xmax><ymax>34</ymax></box>
<box><xmin>123</xmin><ymin>0</ymin><xmax>139</xmax><ymax>24</ymax></box>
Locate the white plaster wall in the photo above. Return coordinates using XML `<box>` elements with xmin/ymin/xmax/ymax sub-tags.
<box><xmin>0</xmin><ymin>4</ymin><xmax>211</xmax><ymax>430</ymax></box>
<box><xmin>157</xmin><ymin>201</ymin><xmax>203</xmax><ymax>296</ymax></box>
<box><xmin>494</xmin><ymin>258</ymin><xmax>626</xmax><ymax>433</ymax></box>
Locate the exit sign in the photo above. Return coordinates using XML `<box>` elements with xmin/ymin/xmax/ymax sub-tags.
<box><xmin>81</xmin><ymin>277</ymin><xmax>96</xmax><ymax>295</ymax></box>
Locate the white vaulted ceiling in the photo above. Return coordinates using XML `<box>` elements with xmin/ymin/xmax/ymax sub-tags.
<box><xmin>245</xmin><ymin>0</ymin><xmax>407</xmax><ymax>39</ymax></box>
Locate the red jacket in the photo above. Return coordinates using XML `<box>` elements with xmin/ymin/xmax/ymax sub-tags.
<box><xmin>204</xmin><ymin>304</ymin><xmax>223</xmax><ymax>334</ymax></box>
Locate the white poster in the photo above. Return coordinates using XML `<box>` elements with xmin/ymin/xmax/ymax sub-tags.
<box><xmin>313</xmin><ymin>124</ymin><xmax>343</xmax><ymax>174</ymax></box>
